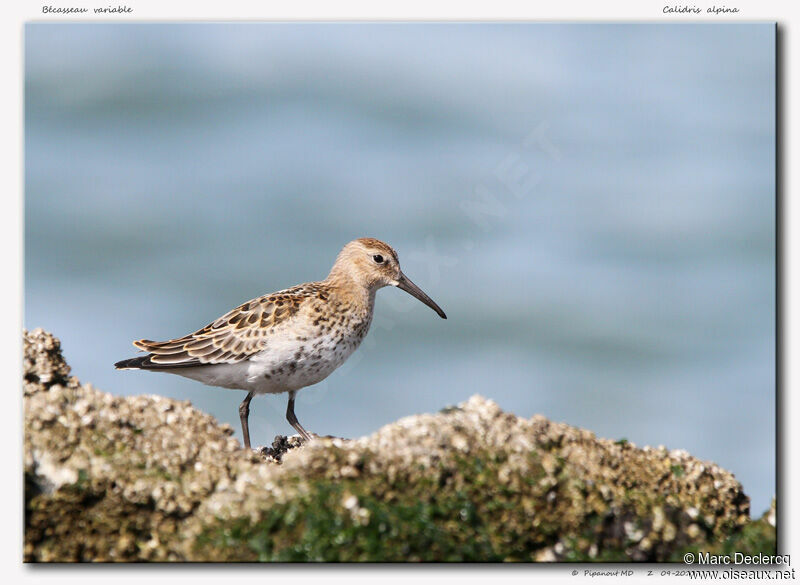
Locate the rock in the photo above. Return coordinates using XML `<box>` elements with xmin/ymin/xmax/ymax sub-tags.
<box><xmin>257</xmin><ymin>434</ymin><xmax>307</xmax><ymax>464</ymax></box>
<box><xmin>23</xmin><ymin>328</ymin><xmax>774</xmax><ymax>562</ymax></box>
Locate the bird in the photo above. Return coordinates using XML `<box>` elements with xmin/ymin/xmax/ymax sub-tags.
<box><xmin>114</xmin><ymin>238</ymin><xmax>446</xmax><ymax>449</ymax></box>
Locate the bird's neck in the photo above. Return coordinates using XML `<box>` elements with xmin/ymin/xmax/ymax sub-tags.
<box><xmin>324</xmin><ymin>271</ymin><xmax>377</xmax><ymax>316</ymax></box>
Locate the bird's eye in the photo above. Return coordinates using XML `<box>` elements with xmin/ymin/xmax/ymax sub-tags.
<box><xmin>373</xmin><ymin>254</ymin><xmax>385</xmax><ymax>264</ymax></box>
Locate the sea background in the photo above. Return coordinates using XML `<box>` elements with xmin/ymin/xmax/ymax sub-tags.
<box><xmin>24</xmin><ymin>23</ymin><xmax>775</xmax><ymax>514</ymax></box>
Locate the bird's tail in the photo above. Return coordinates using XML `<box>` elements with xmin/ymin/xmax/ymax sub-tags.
<box><xmin>115</xmin><ymin>354</ymin><xmax>202</xmax><ymax>370</ymax></box>
<box><xmin>114</xmin><ymin>356</ymin><xmax>150</xmax><ymax>370</ymax></box>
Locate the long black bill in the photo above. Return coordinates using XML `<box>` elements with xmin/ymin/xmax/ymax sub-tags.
<box><xmin>396</xmin><ymin>273</ymin><xmax>447</xmax><ymax>319</ymax></box>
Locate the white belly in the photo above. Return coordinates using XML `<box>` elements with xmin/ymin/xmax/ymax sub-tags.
<box><xmin>167</xmin><ymin>362</ymin><xmax>253</xmax><ymax>390</ymax></box>
<box><xmin>166</xmin><ymin>325</ymin><xmax>368</xmax><ymax>395</ymax></box>
<box><xmin>246</xmin><ymin>327</ymin><xmax>364</xmax><ymax>394</ymax></box>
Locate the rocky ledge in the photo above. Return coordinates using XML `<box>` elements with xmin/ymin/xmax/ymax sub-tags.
<box><xmin>23</xmin><ymin>328</ymin><xmax>775</xmax><ymax>562</ymax></box>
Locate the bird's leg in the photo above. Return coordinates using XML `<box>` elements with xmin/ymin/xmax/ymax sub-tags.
<box><xmin>286</xmin><ymin>390</ymin><xmax>313</xmax><ymax>442</ymax></box>
<box><xmin>239</xmin><ymin>391</ymin><xmax>254</xmax><ymax>449</ymax></box>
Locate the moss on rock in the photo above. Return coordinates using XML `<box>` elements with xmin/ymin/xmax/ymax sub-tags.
<box><xmin>23</xmin><ymin>328</ymin><xmax>771</xmax><ymax>562</ymax></box>
<box><xmin>671</xmin><ymin>499</ymin><xmax>776</xmax><ymax>561</ymax></box>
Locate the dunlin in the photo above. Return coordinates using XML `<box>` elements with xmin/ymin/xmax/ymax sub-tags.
<box><xmin>115</xmin><ymin>238</ymin><xmax>446</xmax><ymax>448</ymax></box>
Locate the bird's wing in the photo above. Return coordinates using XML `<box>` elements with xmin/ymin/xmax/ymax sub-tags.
<box><xmin>133</xmin><ymin>284</ymin><xmax>319</xmax><ymax>366</ymax></box>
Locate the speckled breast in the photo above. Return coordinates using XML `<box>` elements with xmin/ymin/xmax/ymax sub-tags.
<box><xmin>246</xmin><ymin>307</ymin><xmax>374</xmax><ymax>394</ymax></box>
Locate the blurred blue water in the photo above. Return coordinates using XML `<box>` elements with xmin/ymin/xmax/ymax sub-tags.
<box><xmin>25</xmin><ymin>23</ymin><xmax>775</xmax><ymax>514</ymax></box>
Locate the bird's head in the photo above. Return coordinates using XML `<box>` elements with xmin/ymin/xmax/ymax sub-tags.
<box><xmin>328</xmin><ymin>237</ymin><xmax>447</xmax><ymax>319</ymax></box>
